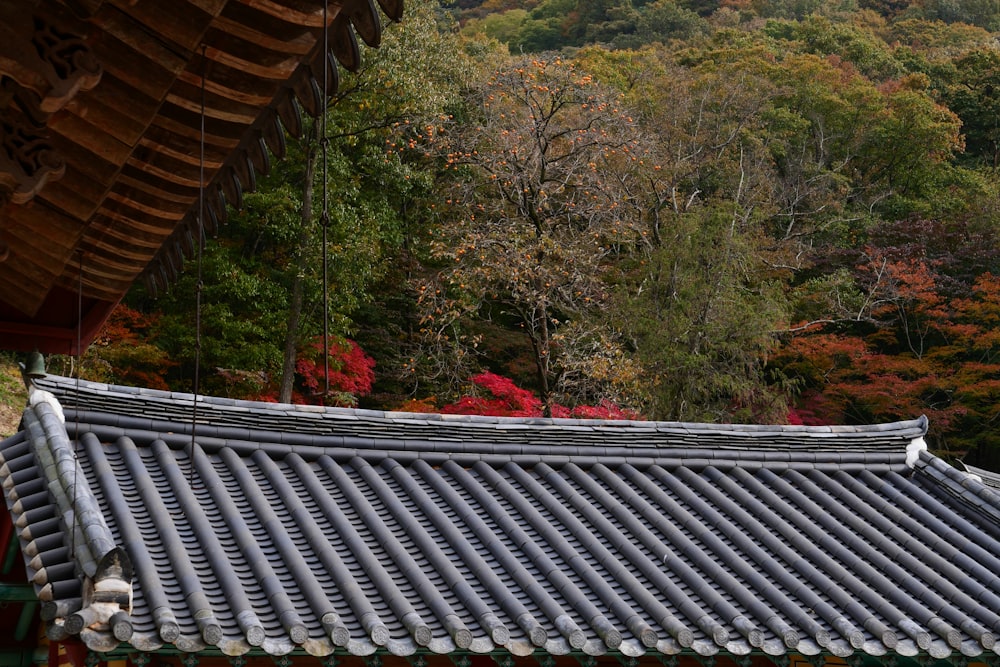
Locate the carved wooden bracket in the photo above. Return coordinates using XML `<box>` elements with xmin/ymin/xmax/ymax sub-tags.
<box><xmin>0</xmin><ymin>5</ymin><xmax>101</xmax><ymax>207</ymax></box>
<box><xmin>0</xmin><ymin>6</ymin><xmax>101</xmax><ymax>114</ymax></box>
<box><xmin>0</xmin><ymin>105</ymin><xmax>66</xmax><ymax>205</ymax></box>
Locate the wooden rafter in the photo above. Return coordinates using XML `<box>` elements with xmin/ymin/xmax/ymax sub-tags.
<box><xmin>0</xmin><ymin>0</ymin><xmax>398</xmax><ymax>353</ymax></box>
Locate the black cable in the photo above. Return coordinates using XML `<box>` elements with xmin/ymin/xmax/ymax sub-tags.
<box><xmin>321</xmin><ymin>0</ymin><xmax>331</xmax><ymax>398</ymax></box>
<box><xmin>191</xmin><ymin>45</ymin><xmax>207</xmax><ymax>477</ymax></box>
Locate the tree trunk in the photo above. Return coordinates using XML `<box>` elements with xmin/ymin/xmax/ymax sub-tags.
<box><xmin>279</xmin><ymin>132</ymin><xmax>319</xmax><ymax>403</ymax></box>
<box><xmin>535</xmin><ymin>304</ymin><xmax>553</xmax><ymax>417</ymax></box>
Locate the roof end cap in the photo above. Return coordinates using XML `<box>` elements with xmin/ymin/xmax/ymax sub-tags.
<box><xmin>906</xmin><ymin>436</ymin><xmax>928</xmax><ymax>468</ymax></box>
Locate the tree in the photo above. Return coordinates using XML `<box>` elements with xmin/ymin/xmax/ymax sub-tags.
<box><xmin>916</xmin><ymin>0</ymin><xmax>1000</xmax><ymax>31</ymax></box>
<box><xmin>632</xmin><ymin>0</ymin><xmax>710</xmax><ymax>46</ymax></box>
<box><xmin>763</xmin><ymin>15</ymin><xmax>904</xmax><ymax>81</ymax></box>
<box><xmin>942</xmin><ymin>48</ymin><xmax>1000</xmax><ymax>167</ymax></box>
<box><xmin>79</xmin><ymin>305</ymin><xmax>174</xmax><ymax>390</ymax></box>
<box><xmin>417</xmin><ymin>56</ymin><xmax>650</xmax><ymax>415</ymax></box>
<box><xmin>286</xmin><ymin>337</ymin><xmax>376</xmax><ymax>406</ymax></box>
<box><xmin>857</xmin><ymin>73</ymin><xmax>963</xmax><ymax>213</ymax></box>
<box><xmin>775</xmin><ymin>217</ymin><xmax>1000</xmax><ymax>463</ymax></box>
<box><xmin>139</xmin><ymin>0</ymin><xmax>466</xmax><ymax>400</ymax></box>
<box><xmin>401</xmin><ymin>371</ymin><xmax>642</xmax><ymax>419</ymax></box>
<box><xmin>618</xmin><ymin>204</ymin><xmax>792</xmax><ymax>422</ymax></box>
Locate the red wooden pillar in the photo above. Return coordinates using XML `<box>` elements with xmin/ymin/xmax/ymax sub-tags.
<box><xmin>47</xmin><ymin>639</ymin><xmax>89</xmax><ymax>667</ymax></box>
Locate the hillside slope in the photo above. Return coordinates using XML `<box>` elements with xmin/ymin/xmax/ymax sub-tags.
<box><xmin>0</xmin><ymin>358</ymin><xmax>25</xmax><ymax>437</ymax></box>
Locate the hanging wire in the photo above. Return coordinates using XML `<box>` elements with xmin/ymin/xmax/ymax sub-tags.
<box><xmin>321</xmin><ymin>0</ymin><xmax>331</xmax><ymax>397</ymax></box>
<box><xmin>70</xmin><ymin>250</ymin><xmax>83</xmax><ymax>560</ymax></box>
<box><xmin>190</xmin><ymin>45</ymin><xmax>208</xmax><ymax>474</ymax></box>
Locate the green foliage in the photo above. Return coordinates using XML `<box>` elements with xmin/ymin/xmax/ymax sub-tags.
<box><xmin>618</xmin><ymin>204</ymin><xmax>791</xmax><ymax>422</ymax></box>
<box><xmin>763</xmin><ymin>15</ymin><xmax>904</xmax><ymax>79</ymax></box>
<box><xmin>0</xmin><ymin>352</ymin><xmax>26</xmax><ymax>437</ymax></box>
<box><xmin>915</xmin><ymin>0</ymin><xmax>1000</xmax><ymax>30</ymax></box>
<box><xmin>79</xmin><ymin>0</ymin><xmax>1000</xmax><ymax>469</ymax></box>
<box><xmin>888</xmin><ymin>17</ymin><xmax>994</xmax><ymax>58</ymax></box>
<box><xmin>462</xmin><ymin>9</ymin><xmax>530</xmax><ymax>46</ymax></box>
<box><xmin>941</xmin><ymin>48</ymin><xmax>1000</xmax><ymax>167</ymax></box>
<box><xmin>414</xmin><ymin>55</ymin><xmax>653</xmax><ymax>412</ymax></box>
<box><xmin>114</xmin><ymin>0</ymin><xmax>467</xmax><ymax>398</ymax></box>
<box><xmin>750</xmin><ymin>0</ymin><xmax>826</xmax><ymax>20</ymax></box>
<box><xmin>630</xmin><ymin>0</ymin><xmax>710</xmax><ymax>47</ymax></box>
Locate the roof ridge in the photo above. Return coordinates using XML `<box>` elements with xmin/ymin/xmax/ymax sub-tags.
<box><xmin>2</xmin><ymin>390</ymin><xmax>135</xmax><ymax>645</ymax></box>
<box><xmin>21</xmin><ymin>396</ymin><xmax>116</xmax><ymax>577</ymax></box>
<box><xmin>63</xmin><ymin>421</ymin><xmax>914</xmax><ymax>472</ymax></box>
<box><xmin>961</xmin><ymin>461</ymin><xmax>1000</xmax><ymax>490</ymax></box>
<box><xmin>916</xmin><ymin>451</ymin><xmax>1000</xmax><ymax>526</ymax></box>
<box><xmin>38</xmin><ymin>375</ymin><xmax>929</xmax><ymax>451</ymax></box>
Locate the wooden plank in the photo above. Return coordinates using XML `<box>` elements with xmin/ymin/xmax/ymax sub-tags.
<box><xmin>53</xmin><ymin>133</ymin><xmax>119</xmax><ymax>186</ymax></box>
<box><xmin>117</xmin><ymin>166</ymin><xmax>199</xmax><ymax>203</ymax></box>
<box><xmin>95</xmin><ymin>202</ymin><xmax>184</xmax><ymax>237</ymax></box>
<box><xmin>134</xmin><ymin>137</ymin><xmax>220</xmax><ymax>170</ymax></box>
<box><xmin>106</xmin><ymin>0</ymin><xmax>223</xmax><ymax>54</ymax></box>
<box><xmin>78</xmin><ymin>234</ymin><xmax>169</xmax><ymax>264</ymax></box>
<box><xmin>214</xmin><ymin>9</ymin><xmax>315</xmax><ymax>55</ymax></box>
<box><xmin>205</xmin><ymin>25</ymin><xmax>313</xmax><ymax>69</ymax></box>
<box><xmin>140</xmin><ymin>124</ymin><xmax>230</xmax><ymax>166</ymax></box>
<box><xmin>78</xmin><ymin>232</ymin><xmax>169</xmax><ymax>265</ymax></box>
<box><xmin>176</xmin><ymin>68</ymin><xmax>273</xmax><ymax>107</ymax></box>
<box><xmin>203</xmin><ymin>43</ymin><xmax>302</xmax><ymax>79</ymax></box>
<box><xmin>64</xmin><ymin>73</ymin><xmax>159</xmax><ymax>147</ymax></box>
<box><xmin>0</xmin><ymin>264</ymin><xmax>50</xmax><ymax>316</ymax></box>
<box><xmin>0</xmin><ymin>204</ymin><xmax>78</xmax><ymax>316</ymax></box>
<box><xmin>152</xmin><ymin>111</ymin><xmax>242</xmax><ymax>150</ymax></box>
<box><xmin>35</xmin><ymin>169</ymin><xmax>107</xmax><ymax>222</ymax></box>
<box><xmin>185</xmin><ymin>0</ymin><xmax>231</xmax><ymax>13</ymax></box>
<box><xmin>71</xmin><ymin>261</ymin><xmax>137</xmax><ymax>298</ymax></box>
<box><xmin>4</xmin><ymin>207</ymin><xmax>82</xmax><ymax>272</ymax></box>
<box><xmin>123</xmin><ymin>158</ymin><xmax>201</xmax><ymax>189</ymax></box>
<box><xmin>47</xmin><ymin>109</ymin><xmax>133</xmax><ymax>167</ymax></box>
<box><xmin>165</xmin><ymin>86</ymin><xmax>261</xmax><ymax>125</ymax></box>
<box><xmin>241</xmin><ymin>0</ymin><xmax>330</xmax><ymax>27</ymax></box>
<box><xmin>130</xmin><ymin>139</ymin><xmax>216</xmax><ymax>178</ymax></box>
<box><xmin>104</xmin><ymin>189</ymin><xmax>191</xmax><ymax>221</ymax></box>
<box><xmin>88</xmin><ymin>6</ymin><xmax>187</xmax><ymax>92</ymax></box>
<box><xmin>79</xmin><ymin>236</ymin><xmax>159</xmax><ymax>268</ymax></box>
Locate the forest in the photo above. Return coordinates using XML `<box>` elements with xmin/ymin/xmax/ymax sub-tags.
<box><xmin>63</xmin><ymin>0</ymin><xmax>1000</xmax><ymax>467</ymax></box>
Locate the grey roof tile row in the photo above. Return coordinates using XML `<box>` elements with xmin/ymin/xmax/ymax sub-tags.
<box><xmin>45</xmin><ymin>378</ymin><xmax>928</xmax><ymax>450</ymax></box>
<box><xmin>1</xmin><ymin>376</ymin><xmax>999</xmax><ymax>661</ymax></box>
<box><xmin>963</xmin><ymin>461</ymin><xmax>1000</xmax><ymax>490</ymax></box>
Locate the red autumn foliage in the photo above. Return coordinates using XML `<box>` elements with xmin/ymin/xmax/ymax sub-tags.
<box><xmin>779</xmin><ymin>261</ymin><xmax>1000</xmax><ymax>453</ymax></box>
<box><xmin>296</xmin><ymin>339</ymin><xmax>376</xmax><ymax>398</ymax></box>
<box><xmin>86</xmin><ymin>304</ymin><xmax>173</xmax><ymax>390</ymax></box>
<box><xmin>434</xmin><ymin>371</ymin><xmax>642</xmax><ymax>420</ymax></box>
<box><xmin>255</xmin><ymin>338</ymin><xmax>375</xmax><ymax>407</ymax></box>
<box><xmin>441</xmin><ymin>372</ymin><xmax>542</xmax><ymax>417</ymax></box>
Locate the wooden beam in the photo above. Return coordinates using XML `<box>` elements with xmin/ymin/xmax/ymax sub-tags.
<box><xmin>0</xmin><ymin>583</ymin><xmax>33</xmax><ymax>602</ymax></box>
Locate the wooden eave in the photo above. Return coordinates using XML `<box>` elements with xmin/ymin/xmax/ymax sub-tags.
<box><xmin>0</xmin><ymin>0</ymin><xmax>400</xmax><ymax>354</ymax></box>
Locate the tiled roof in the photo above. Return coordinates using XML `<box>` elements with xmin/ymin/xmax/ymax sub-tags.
<box><xmin>2</xmin><ymin>376</ymin><xmax>1000</xmax><ymax>661</ymax></box>
<box><xmin>962</xmin><ymin>462</ymin><xmax>1000</xmax><ymax>490</ymax></box>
